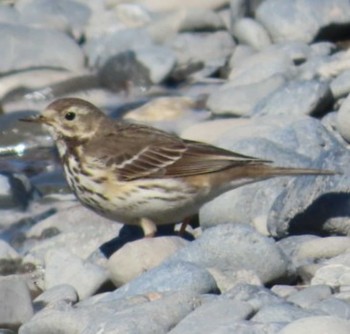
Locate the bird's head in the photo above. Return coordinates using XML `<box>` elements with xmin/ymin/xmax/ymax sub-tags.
<box><xmin>20</xmin><ymin>97</ymin><xmax>105</xmax><ymax>140</ymax></box>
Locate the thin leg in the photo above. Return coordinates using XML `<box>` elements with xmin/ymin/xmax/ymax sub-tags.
<box><xmin>179</xmin><ymin>217</ymin><xmax>190</xmax><ymax>236</ymax></box>
<box><xmin>140</xmin><ymin>217</ymin><xmax>157</xmax><ymax>238</ymax></box>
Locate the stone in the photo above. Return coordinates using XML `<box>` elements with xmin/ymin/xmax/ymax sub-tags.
<box><xmin>337</xmin><ymin>93</ymin><xmax>350</xmax><ymax>143</ymax></box>
<box><xmin>168</xmin><ymin>31</ymin><xmax>235</xmax><ymax>79</ymax></box>
<box><xmin>16</xmin><ymin>0</ymin><xmax>91</xmax><ymax>39</ymax></box>
<box><xmin>207</xmin><ymin>74</ymin><xmax>286</xmax><ymax>116</ymax></box>
<box><xmin>311</xmin><ymin>264</ymin><xmax>350</xmax><ymax>287</ymax></box>
<box><xmin>108</xmin><ymin>236</ymin><xmax>189</xmax><ymax>286</ymax></box>
<box><xmin>229</xmin><ymin>44</ymin><xmax>256</xmax><ymax>69</ymax></box>
<box><xmin>279</xmin><ymin>316</ymin><xmax>350</xmax><ymax>334</ymax></box>
<box><xmin>44</xmin><ymin>248</ymin><xmax>109</xmax><ymax>299</ymax></box>
<box><xmin>0</xmin><ymin>5</ymin><xmax>20</xmax><ymax>24</ymax></box>
<box><xmin>0</xmin><ymin>23</ymin><xmax>84</xmax><ymax>73</ymax></box>
<box><xmin>168</xmin><ymin>224</ymin><xmax>289</xmax><ymax>285</ymax></box>
<box><xmin>287</xmin><ymin>285</ymin><xmax>332</xmax><ymax>308</ymax></box>
<box><xmin>256</xmin><ymin>0</ymin><xmax>350</xmax><ymax>43</ymax></box>
<box><xmin>311</xmin><ymin>297</ymin><xmax>350</xmax><ymax>319</ymax></box>
<box><xmin>331</xmin><ymin>70</ymin><xmax>350</xmax><ymax>99</ymax></box>
<box><xmin>0</xmin><ymin>277</ymin><xmax>33</xmax><ymax>329</ymax></box>
<box><xmin>34</xmin><ymin>284</ymin><xmax>78</xmax><ymax>311</ymax></box>
<box><xmin>228</xmin><ymin>49</ymin><xmax>295</xmax><ymax>86</ymax></box>
<box><xmin>169</xmin><ymin>297</ymin><xmax>253</xmax><ymax>333</ymax></box>
<box><xmin>232</xmin><ymin>18</ymin><xmax>271</xmax><ymax>50</ymax></box>
<box><xmin>253</xmin><ymin>80</ymin><xmax>332</xmax><ymax>117</ymax></box>
<box><xmin>252</xmin><ymin>302</ymin><xmax>319</xmax><ymax>323</ymax></box>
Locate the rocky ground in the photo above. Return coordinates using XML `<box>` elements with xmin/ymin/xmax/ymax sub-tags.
<box><xmin>1</xmin><ymin>0</ymin><xmax>350</xmax><ymax>333</ymax></box>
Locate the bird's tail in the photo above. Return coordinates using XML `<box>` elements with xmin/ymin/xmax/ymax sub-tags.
<box><xmin>252</xmin><ymin>165</ymin><xmax>338</xmax><ymax>177</ymax></box>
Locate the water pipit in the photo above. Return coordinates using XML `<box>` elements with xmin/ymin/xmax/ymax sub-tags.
<box><xmin>21</xmin><ymin>98</ymin><xmax>335</xmax><ymax>237</ymax></box>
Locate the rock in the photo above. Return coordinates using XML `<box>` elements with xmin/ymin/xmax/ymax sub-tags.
<box><xmin>311</xmin><ymin>264</ymin><xmax>350</xmax><ymax>287</ymax></box>
<box><xmin>230</xmin><ymin>0</ymin><xmax>263</xmax><ymax>22</ymax></box>
<box><xmin>287</xmin><ymin>285</ymin><xmax>332</xmax><ymax>308</ymax></box>
<box><xmin>331</xmin><ymin>69</ymin><xmax>350</xmax><ymax>99</ymax></box>
<box><xmin>0</xmin><ymin>23</ymin><xmax>84</xmax><ymax>73</ymax></box>
<box><xmin>228</xmin><ymin>44</ymin><xmax>256</xmax><ymax>69</ymax></box>
<box><xmin>296</xmin><ymin>237</ymin><xmax>350</xmax><ymax>261</ymax></box>
<box><xmin>253</xmin><ymin>80</ymin><xmax>332</xmax><ymax>117</ymax></box>
<box><xmin>0</xmin><ymin>240</ymin><xmax>20</xmax><ymax>261</ymax></box>
<box><xmin>16</xmin><ymin>0</ymin><xmax>91</xmax><ymax>39</ymax></box>
<box><xmin>106</xmin><ymin>0</ymin><xmax>230</xmax><ymax>12</ymax></box>
<box><xmin>228</xmin><ymin>49</ymin><xmax>294</xmax><ymax>86</ymax></box>
<box><xmin>337</xmin><ymin>93</ymin><xmax>350</xmax><ymax>143</ymax></box>
<box><xmin>108</xmin><ymin>236</ymin><xmax>189</xmax><ymax>286</ymax></box>
<box><xmin>168</xmin><ymin>224</ymin><xmax>289</xmax><ymax>285</ymax></box>
<box><xmin>0</xmin><ymin>277</ymin><xmax>33</xmax><ymax>330</ymax></box>
<box><xmin>225</xmin><ymin>284</ymin><xmax>284</xmax><ymax>311</ymax></box>
<box><xmin>24</xmin><ymin>203</ymin><xmax>120</xmax><ymax>264</ymax></box>
<box><xmin>20</xmin><ymin>291</ymin><xmax>201</xmax><ymax>334</ymax></box>
<box><xmin>310</xmin><ymin>297</ymin><xmax>350</xmax><ymax>319</ymax></box>
<box><xmin>252</xmin><ymin>302</ymin><xmax>319</xmax><ymax>323</ymax></box>
<box><xmin>33</xmin><ymin>284</ymin><xmax>78</xmax><ymax>311</ymax></box>
<box><xmin>232</xmin><ymin>18</ymin><xmax>271</xmax><ymax>50</ymax></box>
<box><xmin>0</xmin><ymin>173</ymin><xmax>39</xmax><ymax>210</ymax></box>
<box><xmin>256</xmin><ymin>0</ymin><xmax>350</xmax><ymax>43</ymax></box>
<box><xmin>44</xmin><ymin>248</ymin><xmax>109</xmax><ymax>299</ymax></box>
<box><xmin>207</xmin><ymin>74</ymin><xmax>286</xmax><ymax>116</ymax></box>
<box><xmin>123</xmin><ymin>96</ymin><xmax>210</xmax><ymax>134</ymax></box>
<box><xmin>271</xmin><ymin>285</ymin><xmax>299</xmax><ymax>299</ymax></box>
<box><xmin>113</xmin><ymin>4</ymin><xmax>152</xmax><ymax>28</ymax></box>
<box><xmin>279</xmin><ymin>316</ymin><xmax>350</xmax><ymax>334</ymax></box>
<box><xmin>102</xmin><ymin>261</ymin><xmax>217</xmax><ymax>301</ymax></box>
<box><xmin>168</xmin><ymin>31</ymin><xmax>235</xmax><ymax>79</ymax></box>
<box><xmin>0</xmin><ymin>5</ymin><xmax>20</xmax><ymax>24</ymax></box>
<box><xmin>169</xmin><ymin>297</ymin><xmax>253</xmax><ymax>333</ymax></box>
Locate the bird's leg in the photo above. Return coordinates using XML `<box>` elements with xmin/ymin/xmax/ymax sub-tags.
<box><xmin>178</xmin><ymin>217</ymin><xmax>191</xmax><ymax>236</ymax></box>
<box><xmin>140</xmin><ymin>217</ymin><xmax>157</xmax><ymax>238</ymax></box>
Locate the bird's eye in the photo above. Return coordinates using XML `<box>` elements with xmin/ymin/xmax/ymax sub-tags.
<box><xmin>64</xmin><ymin>112</ymin><xmax>76</xmax><ymax>121</ymax></box>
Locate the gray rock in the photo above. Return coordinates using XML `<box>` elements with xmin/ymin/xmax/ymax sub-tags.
<box><xmin>331</xmin><ymin>70</ymin><xmax>350</xmax><ymax>99</ymax></box>
<box><xmin>20</xmin><ymin>291</ymin><xmax>201</xmax><ymax>334</ymax></box>
<box><xmin>16</xmin><ymin>0</ymin><xmax>91</xmax><ymax>39</ymax></box>
<box><xmin>207</xmin><ymin>74</ymin><xmax>286</xmax><ymax>116</ymax></box>
<box><xmin>229</xmin><ymin>44</ymin><xmax>256</xmax><ymax>69</ymax></box>
<box><xmin>0</xmin><ymin>23</ymin><xmax>84</xmax><ymax>73</ymax></box>
<box><xmin>168</xmin><ymin>224</ymin><xmax>288</xmax><ymax>285</ymax></box>
<box><xmin>232</xmin><ymin>18</ymin><xmax>271</xmax><ymax>50</ymax></box>
<box><xmin>228</xmin><ymin>48</ymin><xmax>295</xmax><ymax>86</ymax></box>
<box><xmin>24</xmin><ymin>203</ymin><xmax>120</xmax><ymax>264</ymax></box>
<box><xmin>34</xmin><ymin>284</ymin><xmax>78</xmax><ymax>311</ymax></box>
<box><xmin>0</xmin><ymin>172</ymin><xmax>39</xmax><ymax>209</ymax></box>
<box><xmin>253</xmin><ymin>80</ymin><xmax>332</xmax><ymax>117</ymax></box>
<box><xmin>311</xmin><ymin>297</ymin><xmax>350</xmax><ymax>319</ymax></box>
<box><xmin>252</xmin><ymin>302</ymin><xmax>319</xmax><ymax>323</ymax></box>
<box><xmin>287</xmin><ymin>285</ymin><xmax>332</xmax><ymax>308</ymax></box>
<box><xmin>44</xmin><ymin>248</ymin><xmax>109</xmax><ymax>299</ymax></box>
<box><xmin>279</xmin><ymin>315</ymin><xmax>350</xmax><ymax>334</ymax></box>
<box><xmin>168</xmin><ymin>31</ymin><xmax>235</xmax><ymax>79</ymax></box>
<box><xmin>0</xmin><ymin>277</ymin><xmax>33</xmax><ymax>329</ymax></box>
<box><xmin>169</xmin><ymin>297</ymin><xmax>253</xmax><ymax>333</ymax></box>
<box><xmin>102</xmin><ymin>261</ymin><xmax>217</xmax><ymax>301</ymax></box>
<box><xmin>230</xmin><ymin>0</ymin><xmax>264</xmax><ymax>22</ymax></box>
<box><xmin>337</xmin><ymin>93</ymin><xmax>350</xmax><ymax>143</ymax></box>
<box><xmin>0</xmin><ymin>240</ymin><xmax>20</xmax><ymax>261</ymax></box>
<box><xmin>256</xmin><ymin>0</ymin><xmax>350</xmax><ymax>43</ymax></box>
<box><xmin>108</xmin><ymin>236</ymin><xmax>189</xmax><ymax>286</ymax></box>
<box><xmin>225</xmin><ymin>284</ymin><xmax>284</xmax><ymax>311</ymax></box>
<box><xmin>85</xmin><ymin>28</ymin><xmax>153</xmax><ymax>68</ymax></box>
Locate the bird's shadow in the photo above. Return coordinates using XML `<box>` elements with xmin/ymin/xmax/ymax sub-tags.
<box><xmin>287</xmin><ymin>192</ymin><xmax>350</xmax><ymax>236</ymax></box>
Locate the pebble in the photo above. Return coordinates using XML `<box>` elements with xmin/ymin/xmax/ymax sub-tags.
<box><xmin>0</xmin><ymin>277</ymin><xmax>34</xmax><ymax>330</ymax></box>
<box><xmin>168</xmin><ymin>224</ymin><xmax>288</xmax><ymax>285</ymax></box>
<box><xmin>0</xmin><ymin>23</ymin><xmax>84</xmax><ymax>73</ymax></box>
<box><xmin>310</xmin><ymin>297</ymin><xmax>350</xmax><ymax>319</ymax></box>
<box><xmin>253</xmin><ymin>80</ymin><xmax>332</xmax><ymax>117</ymax></box>
<box><xmin>44</xmin><ymin>248</ymin><xmax>109</xmax><ymax>299</ymax></box>
<box><xmin>207</xmin><ymin>74</ymin><xmax>286</xmax><ymax>116</ymax></box>
<box><xmin>286</xmin><ymin>285</ymin><xmax>332</xmax><ymax>309</ymax></box>
<box><xmin>337</xmin><ymin>93</ymin><xmax>350</xmax><ymax>143</ymax></box>
<box><xmin>108</xmin><ymin>236</ymin><xmax>189</xmax><ymax>286</ymax></box>
<box><xmin>330</xmin><ymin>69</ymin><xmax>350</xmax><ymax>99</ymax></box>
<box><xmin>232</xmin><ymin>17</ymin><xmax>271</xmax><ymax>50</ymax></box>
<box><xmin>169</xmin><ymin>297</ymin><xmax>253</xmax><ymax>333</ymax></box>
<box><xmin>279</xmin><ymin>315</ymin><xmax>350</xmax><ymax>334</ymax></box>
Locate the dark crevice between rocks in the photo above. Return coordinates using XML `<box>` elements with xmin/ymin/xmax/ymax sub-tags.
<box><xmin>287</xmin><ymin>192</ymin><xmax>350</xmax><ymax>236</ymax></box>
<box><xmin>314</xmin><ymin>23</ymin><xmax>350</xmax><ymax>45</ymax></box>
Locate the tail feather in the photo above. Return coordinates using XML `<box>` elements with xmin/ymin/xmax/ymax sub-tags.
<box><xmin>254</xmin><ymin>166</ymin><xmax>338</xmax><ymax>177</ymax></box>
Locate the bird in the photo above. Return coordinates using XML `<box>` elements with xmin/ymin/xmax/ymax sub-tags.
<box><xmin>21</xmin><ymin>97</ymin><xmax>335</xmax><ymax>237</ymax></box>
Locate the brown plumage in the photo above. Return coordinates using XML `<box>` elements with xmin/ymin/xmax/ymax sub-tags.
<box><xmin>21</xmin><ymin>97</ymin><xmax>335</xmax><ymax>236</ymax></box>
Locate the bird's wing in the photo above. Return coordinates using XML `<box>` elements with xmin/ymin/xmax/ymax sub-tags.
<box><xmin>85</xmin><ymin>122</ymin><xmax>270</xmax><ymax>181</ymax></box>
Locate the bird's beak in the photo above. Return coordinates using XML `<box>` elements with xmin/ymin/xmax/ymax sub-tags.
<box><xmin>19</xmin><ymin>115</ymin><xmax>51</xmax><ymax>125</ymax></box>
